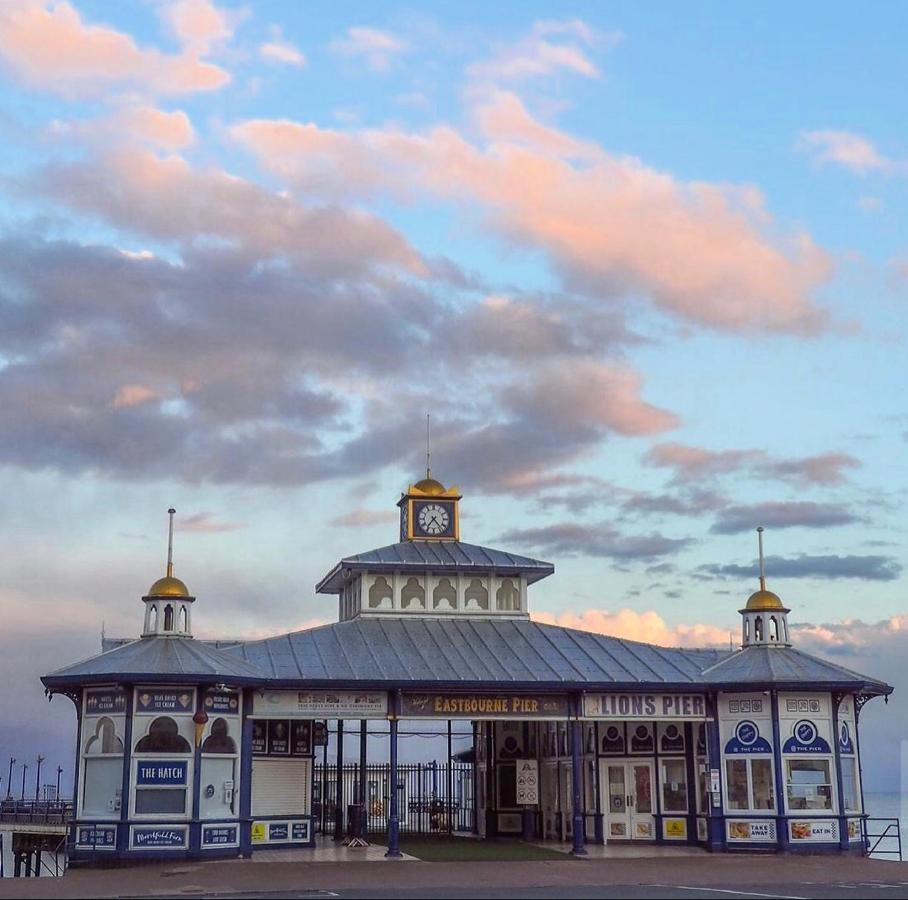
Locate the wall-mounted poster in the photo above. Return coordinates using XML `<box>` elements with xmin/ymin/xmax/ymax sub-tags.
<box><xmin>290</xmin><ymin>720</ymin><xmax>312</xmax><ymax>756</ymax></box>
<box><xmin>515</xmin><ymin>760</ymin><xmax>539</xmax><ymax>805</ymax></box>
<box><xmin>790</xmin><ymin>819</ymin><xmax>838</xmax><ymax>842</ymax></box>
<box><xmin>727</xmin><ymin>819</ymin><xmax>776</xmax><ymax>842</ymax></box>
<box><xmin>251</xmin><ymin>721</ymin><xmax>267</xmax><ymax>755</ymax></box>
<box><xmin>267</xmin><ymin>719</ymin><xmax>290</xmax><ymax>755</ymax></box>
<box><xmin>84</xmin><ymin>688</ymin><xmax>127</xmax><ymax>716</ymax></box>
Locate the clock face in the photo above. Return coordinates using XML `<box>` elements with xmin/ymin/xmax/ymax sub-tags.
<box><xmin>417</xmin><ymin>502</ymin><xmax>450</xmax><ymax>535</ymax></box>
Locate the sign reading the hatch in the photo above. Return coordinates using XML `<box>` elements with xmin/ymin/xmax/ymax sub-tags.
<box><xmin>401</xmin><ymin>693</ymin><xmax>569</xmax><ymax>719</ymax></box>
<box><xmin>583</xmin><ymin>694</ymin><xmax>708</xmax><ymax>720</ymax></box>
<box><xmin>257</xmin><ymin>691</ymin><xmax>387</xmax><ymax>719</ymax></box>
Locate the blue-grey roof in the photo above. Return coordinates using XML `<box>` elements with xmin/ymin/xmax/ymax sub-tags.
<box><xmin>701</xmin><ymin>645</ymin><xmax>892</xmax><ymax>694</ymax></box>
<box><xmin>42</xmin><ymin>637</ymin><xmax>263</xmax><ymax>688</ymax></box>
<box><xmin>229</xmin><ymin>617</ymin><xmax>729</xmax><ymax>688</ymax></box>
<box><xmin>317</xmin><ymin>541</ymin><xmax>555</xmax><ymax>593</ymax></box>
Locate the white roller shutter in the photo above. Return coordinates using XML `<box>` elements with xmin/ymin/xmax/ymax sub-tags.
<box><xmin>251</xmin><ymin>758</ymin><xmax>312</xmax><ymax>817</ymax></box>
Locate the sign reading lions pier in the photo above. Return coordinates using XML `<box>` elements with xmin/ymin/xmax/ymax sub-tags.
<box><xmin>401</xmin><ymin>693</ymin><xmax>570</xmax><ymax>719</ymax></box>
<box><xmin>584</xmin><ymin>693</ymin><xmax>708</xmax><ymax>720</ymax></box>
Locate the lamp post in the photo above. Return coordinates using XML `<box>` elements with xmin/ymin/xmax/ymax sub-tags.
<box><xmin>56</xmin><ymin>766</ymin><xmax>63</xmax><ymax>802</ymax></box>
<box><xmin>34</xmin><ymin>755</ymin><xmax>45</xmax><ymax>802</ymax></box>
<box><xmin>20</xmin><ymin>763</ymin><xmax>28</xmax><ymax>801</ymax></box>
<box><xmin>5</xmin><ymin>757</ymin><xmax>14</xmax><ymax>800</ymax></box>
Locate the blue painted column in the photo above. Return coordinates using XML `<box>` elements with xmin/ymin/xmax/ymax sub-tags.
<box><xmin>570</xmin><ymin>717</ymin><xmax>587</xmax><ymax>855</ymax></box>
<box><xmin>238</xmin><ymin>692</ymin><xmax>253</xmax><ymax>857</ymax></box>
<box><xmin>769</xmin><ymin>691</ymin><xmax>790</xmax><ymax>850</ymax></box>
<box><xmin>68</xmin><ymin>692</ymin><xmax>83</xmax><ymax>852</ymax></box>
<box><xmin>385</xmin><ymin>711</ymin><xmax>401</xmax><ymax>857</ymax></box>
<box><xmin>116</xmin><ymin>685</ymin><xmax>134</xmax><ymax>853</ymax></box>
<box><xmin>853</xmin><ymin>696</ymin><xmax>869</xmax><ymax>854</ymax></box>
<box><xmin>593</xmin><ymin>722</ymin><xmax>604</xmax><ymax>844</ymax></box>
<box><xmin>704</xmin><ymin>694</ymin><xmax>725</xmax><ymax>852</ymax></box>
<box><xmin>334</xmin><ymin>719</ymin><xmax>345</xmax><ymax>841</ymax></box>
<box><xmin>683</xmin><ymin>722</ymin><xmax>698</xmax><ymax>844</ymax></box>
<box><xmin>831</xmin><ymin>694</ymin><xmax>849</xmax><ymax>850</ymax></box>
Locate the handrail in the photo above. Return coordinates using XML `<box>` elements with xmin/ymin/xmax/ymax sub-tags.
<box><xmin>863</xmin><ymin>816</ymin><xmax>902</xmax><ymax>861</ymax></box>
<box><xmin>0</xmin><ymin>800</ymin><xmax>73</xmax><ymax>826</ymax></box>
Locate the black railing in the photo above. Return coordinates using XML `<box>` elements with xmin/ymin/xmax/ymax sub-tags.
<box><xmin>0</xmin><ymin>800</ymin><xmax>73</xmax><ymax>826</ymax></box>
<box><xmin>863</xmin><ymin>817</ymin><xmax>902</xmax><ymax>860</ymax></box>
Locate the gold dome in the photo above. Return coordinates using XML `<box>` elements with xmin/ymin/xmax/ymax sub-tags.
<box><xmin>413</xmin><ymin>477</ymin><xmax>446</xmax><ymax>495</ymax></box>
<box><xmin>147</xmin><ymin>575</ymin><xmax>190</xmax><ymax>597</ymax></box>
<box><xmin>745</xmin><ymin>588</ymin><xmax>784</xmax><ymax>611</ymax></box>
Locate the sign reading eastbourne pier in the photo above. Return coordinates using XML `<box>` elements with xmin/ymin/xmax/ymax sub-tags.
<box><xmin>401</xmin><ymin>693</ymin><xmax>570</xmax><ymax>719</ymax></box>
<box><xmin>583</xmin><ymin>693</ymin><xmax>708</xmax><ymax>720</ymax></box>
<box><xmin>255</xmin><ymin>690</ymin><xmax>388</xmax><ymax>719</ymax></box>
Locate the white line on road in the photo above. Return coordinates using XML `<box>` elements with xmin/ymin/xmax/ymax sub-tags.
<box><xmin>660</xmin><ymin>888</ymin><xmax>807</xmax><ymax>900</ymax></box>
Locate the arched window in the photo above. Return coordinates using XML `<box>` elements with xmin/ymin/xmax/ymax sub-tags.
<box><xmin>400</xmin><ymin>577</ymin><xmax>425</xmax><ymax>609</ymax></box>
<box><xmin>149</xmin><ymin>605</ymin><xmax>158</xmax><ymax>631</ymax></box>
<box><xmin>464</xmin><ymin>578</ymin><xmax>489</xmax><ymax>610</ymax></box>
<box><xmin>135</xmin><ymin>716</ymin><xmax>191</xmax><ymax>754</ymax></box>
<box><xmin>783</xmin><ymin>620</ymin><xmax>788</xmax><ymax>642</ymax></box>
<box><xmin>179</xmin><ymin>606</ymin><xmax>188</xmax><ymax>632</ymax></box>
<box><xmin>85</xmin><ymin>717</ymin><xmax>124</xmax><ymax>755</ymax></box>
<box><xmin>769</xmin><ymin>616</ymin><xmax>778</xmax><ymax>641</ymax></box>
<box><xmin>496</xmin><ymin>579</ymin><xmax>519</xmax><ymax>611</ymax></box>
<box><xmin>744</xmin><ymin>618</ymin><xmax>750</xmax><ymax>641</ymax></box>
<box><xmin>433</xmin><ymin>578</ymin><xmax>457</xmax><ymax>610</ymax></box>
<box><xmin>754</xmin><ymin>616</ymin><xmax>763</xmax><ymax>641</ymax></box>
<box><xmin>369</xmin><ymin>576</ymin><xmax>392</xmax><ymax>609</ymax></box>
<box><xmin>201</xmin><ymin>718</ymin><xmax>236</xmax><ymax>754</ymax></box>
<box><xmin>163</xmin><ymin>605</ymin><xmax>174</xmax><ymax>631</ymax></box>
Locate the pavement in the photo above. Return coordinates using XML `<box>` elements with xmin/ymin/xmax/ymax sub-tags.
<box><xmin>1</xmin><ymin>851</ymin><xmax>908</xmax><ymax>899</ymax></box>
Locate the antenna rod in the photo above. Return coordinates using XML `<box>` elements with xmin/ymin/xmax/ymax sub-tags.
<box><xmin>426</xmin><ymin>413</ymin><xmax>431</xmax><ymax>479</ymax></box>
<box><xmin>757</xmin><ymin>525</ymin><xmax>765</xmax><ymax>591</ymax></box>
<box><xmin>167</xmin><ymin>508</ymin><xmax>176</xmax><ymax>578</ymax></box>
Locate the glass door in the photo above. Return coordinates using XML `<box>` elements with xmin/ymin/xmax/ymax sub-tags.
<box><xmin>604</xmin><ymin>762</ymin><xmax>628</xmax><ymax>839</ymax></box>
<box><xmin>600</xmin><ymin>760</ymin><xmax>656</xmax><ymax>841</ymax></box>
<box><xmin>629</xmin><ymin>762</ymin><xmax>655</xmax><ymax>840</ymax></box>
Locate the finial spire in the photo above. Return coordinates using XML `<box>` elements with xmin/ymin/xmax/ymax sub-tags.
<box><xmin>166</xmin><ymin>508</ymin><xmax>176</xmax><ymax>578</ymax></box>
<box><xmin>426</xmin><ymin>413</ymin><xmax>431</xmax><ymax>479</ymax></box>
<box><xmin>757</xmin><ymin>525</ymin><xmax>765</xmax><ymax>591</ymax></box>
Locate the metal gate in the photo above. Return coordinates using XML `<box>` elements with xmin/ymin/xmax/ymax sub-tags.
<box><xmin>314</xmin><ymin>763</ymin><xmax>474</xmax><ymax>835</ymax></box>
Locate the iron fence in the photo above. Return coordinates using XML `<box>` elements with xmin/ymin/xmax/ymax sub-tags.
<box><xmin>863</xmin><ymin>817</ymin><xmax>902</xmax><ymax>860</ymax></box>
<box><xmin>314</xmin><ymin>762</ymin><xmax>474</xmax><ymax>836</ymax></box>
<box><xmin>0</xmin><ymin>800</ymin><xmax>72</xmax><ymax>826</ymax></box>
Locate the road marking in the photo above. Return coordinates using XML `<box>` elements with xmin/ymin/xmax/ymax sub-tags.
<box><xmin>663</xmin><ymin>888</ymin><xmax>807</xmax><ymax>900</ymax></box>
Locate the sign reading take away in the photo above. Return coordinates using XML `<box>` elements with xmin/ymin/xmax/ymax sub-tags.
<box><xmin>516</xmin><ymin>759</ymin><xmax>539</xmax><ymax>805</ymax></box>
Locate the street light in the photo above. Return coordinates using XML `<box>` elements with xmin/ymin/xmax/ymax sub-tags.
<box><xmin>34</xmin><ymin>755</ymin><xmax>45</xmax><ymax>802</ymax></box>
<box><xmin>56</xmin><ymin>766</ymin><xmax>63</xmax><ymax>802</ymax></box>
<box><xmin>20</xmin><ymin>763</ymin><xmax>28</xmax><ymax>801</ymax></box>
<box><xmin>5</xmin><ymin>757</ymin><xmax>14</xmax><ymax>801</ymax></box>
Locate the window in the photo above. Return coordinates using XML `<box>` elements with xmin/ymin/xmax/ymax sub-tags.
<box><xmin>754</xmin><ymin>616</ymin><xmax>763</xmax><ymax>641</ymax></box>
<box><xmin>179</xmin><ymin>606</ymin><xmax>188</xmax><ymax>632</ymax></box>
<box><xmin>369</xmin><ymin>576</ymin><xmax>392</xmax><ymax>609</ymax></box>
<box><xmin>164</xmin><ymin>604</ymin><xmax>174</xmax><ymax>631</ymax></box>
<box><xmin>148</xmin><ymin>605</ymin><xmax>158</xmax><ymax>631</ymax></box>
<box><xmin>85</xmin><ymin>717</ymin><xmax>124</xmax><ymax>755</ymax></box>
<box><xmin>135</xmin><ymin>788</ymin><xmax>186</xmax><ymax>814</ymax></box>
<box><xmin>697</xmin><ymin>760</ymin><xmax>709</xmax><ymax>814</ymax></box>
<box><xmin>744</xmin><ymin>618</ymin><xmax>750</xmax><ymax>641</ymax></box>
<box><xmin>135</xmin><ymin>717</ymin><xmax>191</xmax><ymax>754</ymax></box>
<box><xmin>785</xmin><ymin>758</ymin><xmax>833</xmax><ymax>811</ymax></box>
<box><xmin>769</xmin><ymin>616</ymin><xmax>778</xmax><ymax>641</ymax></box>
<box><xmin>661</xmin><ymin>759</ymin><xmax>688</xmax><ymax>813</ymax></box>
<box><xmin>201</xmin><ymin>718</ymin><xmax>236</xmax><ymax>754</ymax></box>
<box><xmin>433</xmin><ymin>577</ymin><xmax>457</xmax><ymax>610</ymax></box>
<box><xmin>496</xmin><ymin>579</ymin><xmax>519</xmax><ymax>611</ymax></box>
<box><xmin>464</xmin><ymin>578</ymin><xmax>489</xmax><ymax>610</ymax></box>
<box><xmin>841</xmin><ymin>757</ymin><xmax>860</xmax><ymax>812</ymax></box>
<box><xmin>82</xmin><ymin>759</ymin><xmax>122</xmax><ymax>817</ymax></box>
<box><xmin>725</xmin><ymin>758</ymin><xmax>774</xmax><ymax>811</ymax></box>
<box><xmin>400</xmin><ymin>577</ymin><xmax>425</xmax><ymax>609</ymax></box>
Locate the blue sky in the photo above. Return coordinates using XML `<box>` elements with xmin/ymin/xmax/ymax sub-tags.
<box><xmin>0</xmin><ymin>1</ymin><xmax>905</xmax><ymax>793</ymax></box>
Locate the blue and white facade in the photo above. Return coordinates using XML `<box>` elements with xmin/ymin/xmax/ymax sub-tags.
<box><xmin>43</xmin><ymin>478</ymin><xmax>891</xmax><ymax>861</ymax></box>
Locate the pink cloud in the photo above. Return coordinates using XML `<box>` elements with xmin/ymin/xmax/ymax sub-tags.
<box><xmin>260</xmin><ymin>40</ymin><xmax>306</xmax><ymax>67</ymax></box>
<box><xmin>231</xmin><ymin>94</ymin><xmax>831</xmax><ymax>333</ymax></box>
<box><xmin>161</xmin><ymin>0</ymin><xmax>232</xmax><ymax>56</ymax></box>
<box><xmin>177</xmin><ymin>512</ymin><xmax>245</xmax><ymax>533</ymax></box>
<box><xmin>799</xmin><ymin>129</ymin><xmax>896</xmax><ymax>175</ymax></box>
<box><xmin>329</xmin><ymin>26</ymin><xmax>406</xmax><ymax>72</ymax></box>
<box><xmin>0</xmin><ymin>1</ymin><xmax>229</xmax><ymax>99</ymax></box>
<box><xmin>112</xmin><ymin>383</ymin><xmax>159</xmax><ymax>409</ymax></box>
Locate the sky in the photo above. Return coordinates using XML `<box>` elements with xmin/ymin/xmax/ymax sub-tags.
<box><xmin>0</xmin><ymin>1</ymin><xmax>906</xmax><ymax>796</ymax></box>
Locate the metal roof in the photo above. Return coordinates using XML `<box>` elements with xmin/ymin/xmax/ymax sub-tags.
<box><xmin>42</xmin><ymin>636</ymin><xmax>263</xmax><ymax>688</ymax></box>
<box><xmin>316</xmin><ymin>541</ymin><xmax>555</xmax><ymax>593</ymax></box>
<box><xmin>701</xmin><ymin>645</ymin><xmax>892</xmax><ymax>695</ymax></box>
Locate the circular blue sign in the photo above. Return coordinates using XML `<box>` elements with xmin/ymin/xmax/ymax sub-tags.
<box><xmin>735</xmin><ymin>720</ymin><xmax>758</xmax><ymax>746</ymax></box>
<box><xmin>794</xmin><ymin>719</ymin><xmax>818</xmax><ymax>745</ymax></box>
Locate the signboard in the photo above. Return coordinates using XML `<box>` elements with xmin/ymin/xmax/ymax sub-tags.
<box><xmin>136</xmin><ymin>689</ymin><xmax>194</xmax><ymax>714</ymax></box>
<box><xmin>256</xmin><ymin>690</ymin><xmax>387</xmax><ymax>719</ymax></box>
<box><xmin>839</xmin><ymin>721</ymin><xmax>855</xmax><ymax>755</ymax></box>
<box><xmin>782</xmin><ymin>720</ymin><xmax>831</xmax><ymax>755</ymax></box>
<box><xmin>84</xmin><ymin>688</ymin><xmax>126</xmax><ymax>716</ymax></box>
<box><xmin>252</xmin><ymin>820</ymin><xmax>310</xmax><ymax>844</ymax></box>
<box><xmin>583</xmin><ymin>693</ymin><xmax>707</xmax><ymax>720</ymax></box>
<box><xmin>710</xmin><ymin>769</ymin><xmax>721</xmax><ymax>794</ymax></box>
<box><xmin>401</xmin><ymin>693</ymin><xmax>570</xmax><ymax>719</ymax></box>
<box><xmin>847</xmin><ymin>818</ymin><xmax>862</xmax><ymax>842</ymax></box>
<box><xmin>131</xmin><ymin>827</ymin><xmax>187</xmax><ymax>849</ymax></box>
<box><xmin>252</xmin><ymin>721</ymin><xmax>267</xmax><ymax>755</ymax></box>
<box><xmin>724</xmin><ymin>720</ymin><xmax>773</xmax><ymax>755</ymax></box>
<box><xmin>727</xmin><ymin>820</ymin><xmax>776</xmax><ymax>842</ymax></box>
<box><xmin>269</xmin><ymin>822</ymin><xmax>289</xmax><ymax>841</ymax></box>
<box><xmin>515</xmin><ymin>759</ymin><xmax>539</xmax><ymax>805</ymax></box>
<box><xmin>204</xmin><ymin>691</ymin><xmax>240</xmax><ymax>715</ymax></box>
<box><xmin>202</xmin><ymin>825</ymin><xmax>238</xmax><ymax>846</ymax></box>
<box><xmin>76</xmin><ymin>825</ymin><xmax>116</xmax><ymax>848</ymax></box>
<box><xmin>790</xmin><ymin>819</ymin><xmax>838</xmax><ymax>842</ymax></box>
<box><xmin>136</xmin><ymin>760</ymin><xmax>188</xmax><ymax>786</ymax></box>
<box><xmin>664</xmin><ymin>818</ymin><xmax>687</xmax><ymax>839</ymax></box>
<box><xmin>290</xmin><ymin>720</ymin><xmax>312</xmax><ymax>756</ymax></box>
<box><xmin>291</xmin><ymin>821</ymin><xmax>309</xmax><ymax>841</ymax></box>
<box><xmin>267</xmin><ymin>720</ymin><xmax>290</xmax><ymax>755</ymax></box>
<box><xmin>251</xmin><ymin>822</ymin><xmax>267</xmax><ymax>844</ymax></box>
<box><xmin>313</xmin><ymin>721</ymin><xmax>328</xmax><ymax>746</ymax></box>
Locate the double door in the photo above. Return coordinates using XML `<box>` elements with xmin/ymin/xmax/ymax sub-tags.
<box><xmin>601</xmin><ymin>759</ymin><xmax>655</xmax><ymax>840</ymax></box>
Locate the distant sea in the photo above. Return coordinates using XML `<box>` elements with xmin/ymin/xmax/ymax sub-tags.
<box><xmin>865</xmin><ymin>792</ymin><xmax>906</xmax><ymax>859</ymax></box>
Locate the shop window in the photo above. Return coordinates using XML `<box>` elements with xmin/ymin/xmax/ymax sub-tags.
<box><xmin>201</xmin><ymin>718</ymin><xmax>236</xmax><ymax>754</ymax></box>
<box><xmin>369</xmin><ymin>576</ymin><xmax>392</xmax><ymax>609</ymax></box>
<box><xmin>81</xmin><ymin>759</ymin><xmax>121</xmax><ymax>817</ymax></box>
<box><xmin>135</xmin><ymin>787</ymin><xmax>186</xmax><ymax>815</ymax></box>
<box><xmin>464</xmin><ymin>578</ymin><xmax>489</xmax><ymax>610</ymax></box>
<box><xmin>841</xmin><ymin>757</ymin><xmax>860</xmax><ymax>812</ymax></box>
<box><xmin>85</xmin><ymin>717</ymin><xmax>124</xmax><ymax>755</ymax></box>
<box><xmin>725</xmin><ymin>758</ymin><xmax>774</xmax><ymax>811</ymax></box>
<box><xmin>433</xmin><ymin>578</ymin><xmax>457</xmax><ymax>610</ymax></box>
<box><xmin>661</xmin><ymin>759</ymin><xmax>688</xmax><ymax>813</ymax></box>
<box><xmin>135</xmin><ymin>716</ymin><xmax>191</xmax><ymax>754</ymax></box>
<box><xmin>496</xmin><ymin>579</ymin><xmax>519</xmax><ymax>611</ymax></box>
<box><xmin>400</xmin><ymin>577</ymin><xmax>425</xmax><ymax>610</ymax></box>
<box><xmin>785</xmin><ymin>758</ymin><xmax>833</xmax><ymax>811</ymax></box>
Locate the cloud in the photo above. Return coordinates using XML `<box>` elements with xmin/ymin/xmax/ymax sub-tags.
<box><xmin>799</xmin><ymin>129</ymin><xmax>898</xmax><ymax>175</ymax></box>
<box><xmin>699</xmin><ymin>553</ymin><xmax>902</xmax><ymax>582</ymax></box>
<box><xmin>161</xmin><ymin>0</ymin><xmax>232</xmax><ymax>56</ymax></box>
<box><xmin>232</xmin><ymin>92</ymin><xmax>831</xmax><ymax>333</ymax></box>
<box><xmin>710</xmin><ymin>501</ymin><xmax>859</xmax><ymax>534</ymax></box>
<box><xmin>112</xmin><ymin>384</ymin><xmax>160</xmax><ymax>409</ymax></box>
<box><xmin>0</xmin><ymin>0</ymin><xmax>230</xmax><ymax>98</ymax></box>
<box><xmin>498</xmin><ymin>522</ymin><xmax>692</xmax><ymax>561</ymax></box>
<box><xmin>532</xmin><ymin>607</ymin><xmax>729</xmax><ymax>648</ymax></box>
<box><xmin>329</xmin><ymin>509</ymin><xmax>397</xmax><ymax>527</ymax></box>
<box><xmin>177</xmin><ymin>513</ymin><xmax>245</xmax><ymax>533</ymax></box>
<box><xmin>52</xmin><ymin>105</ymin><xmax>196</xmax><ymax>151</ymax></box>
<box><xmin>621</xmin><ymin>488</ymin><xmax>727</xmax><ymax>518</ymax></box>
<box><xmin>329</xmin><ymin>26</ymin><xmax>406</xmax><ymax>72</ymax></box>
<box><xmin>260</xmin><ymin>40</ymin><xmax>306</xmax><ymax>67</ymax></box>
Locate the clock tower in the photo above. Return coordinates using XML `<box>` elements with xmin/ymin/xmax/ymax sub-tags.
<box><xmin>398</xmin><ymin>475</ymin><xmax>461</xmax><ymax>541</ymax></box>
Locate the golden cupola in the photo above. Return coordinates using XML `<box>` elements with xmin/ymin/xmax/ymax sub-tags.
<box><xmin>739</xmin><ymin>527</ymin><xmax>790</xmax><ymax>648</ymax></box>
<box><xmin>142</xmin><ymin>509</ymin><xmax>195</xmax><ymax>639</ymax></box>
